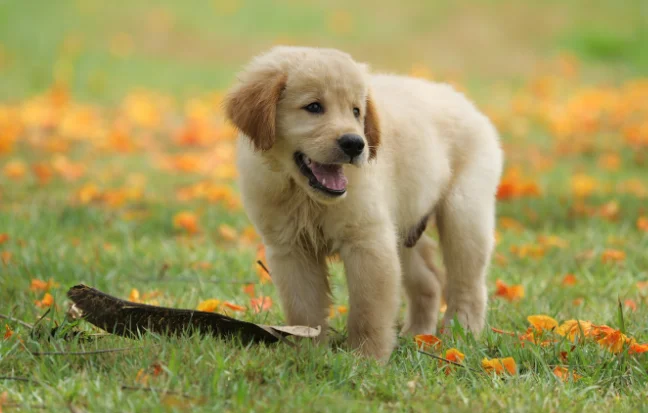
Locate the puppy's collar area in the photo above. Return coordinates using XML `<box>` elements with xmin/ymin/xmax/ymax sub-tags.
<box><xmin>294</xmin><ymin>152</ymin><xmax>347</xmax><ymax>197</ymax></box>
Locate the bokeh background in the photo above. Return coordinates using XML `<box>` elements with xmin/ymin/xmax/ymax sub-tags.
<box><xmin>1</xmin><ymin>0</ymin><xmax>647</xmax><ymax>100</ymax></box>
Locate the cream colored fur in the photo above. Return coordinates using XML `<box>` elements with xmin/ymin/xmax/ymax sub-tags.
<box><xmin>225</xmin><ymin>46</ymin><xmax>503</xmax><ymax>360</ymax></box>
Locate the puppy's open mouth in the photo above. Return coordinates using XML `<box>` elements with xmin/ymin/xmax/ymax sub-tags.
<box><xmin>294</xmin><ymin>152</ymin><xmax>347</xmax><ymax>196</ymax></box>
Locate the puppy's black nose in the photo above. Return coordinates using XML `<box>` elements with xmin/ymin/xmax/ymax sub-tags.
<box><xmin>337</xmin><ymin>134</ymin><xmax>365</xmax><ymax>158</ymax></box>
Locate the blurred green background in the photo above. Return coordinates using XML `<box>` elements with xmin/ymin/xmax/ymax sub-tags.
<box><xmin>1</xmin><ymin>0</ymin><xmax>646</xmax><ymax>101</ymax></box>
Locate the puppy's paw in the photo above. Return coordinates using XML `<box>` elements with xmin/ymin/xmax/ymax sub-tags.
<box><xmin>400</xmin><ymin>320</ymin><xmax>437</xmax><ymax>337</ymax></box>
<box><xmin>348</xmin><ymin>324</ymin><xmax>396</xmax><ymax>362</ymax></box>
<box><xmin>442</xmin><ymin>305</ymin><xmax>485</xmax><ymax>334</ymax></box>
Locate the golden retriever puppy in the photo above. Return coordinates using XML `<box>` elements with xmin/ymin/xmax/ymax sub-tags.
<box><xmin>225</xmin><ymin>46</ymin><xmax>503</xmax><ymax>360</ymax></box>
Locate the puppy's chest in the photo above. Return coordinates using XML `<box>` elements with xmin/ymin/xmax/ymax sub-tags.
<box><xmin>263</xmin><ymin>190</ymin><xmax>338</xmax><ymax>254</ymax></box>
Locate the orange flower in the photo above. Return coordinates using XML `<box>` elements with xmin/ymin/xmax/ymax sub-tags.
<box><xmin>218</xmin><ymin>224</ymin><xmax>238</xmax><ymax>241</ymax></box>
<box><xmin>3</xmin><ymin>159</ymin><xmax>27</xmax><ymax>179</ymax></box>
<box><xmin>597</xmin><ymin>329</ymin><xmax>631</xmax><ymax>354</ymax></box>
<box><xmin>445</xmin><ymin>348</ymin><xmax>465</xmax><ymax>363</ymax></box>
<box><xmin>637</xmin><ymin>281</ymin><xmax>648</xmax><ymax>291</ymax></box>
<box><xmin>629</xmin><ymin>343</ymin><xmax>648</xmax><ymax>354</ymax></box>
<box><xmin>0</xmin><ymin>233</ymin><xmax>8</xmax><ymax>245</ymax></box>
<box><xmin>173</xmin><ymin>211</ymin><xmax>200</xmax><ymax>234</ymax></box>
<box><xmin>510</xmin><ymin>244</ymin><xmax>546</xmax><ymax>259</ymax></box>
<box><xmin>32</xmin><ymin>163</ymin><xmax>54</xmax><ymax>185</ymax></box>
<box><xmin>637</xmin><ymin>217</ymin><xmax>648</xmax><ymax>232</ymax></box>
<box><xmin>624</xmin><ymin>299</ymin><xmax>637</xmax><ymax>312</ymax></box>
<box><xmin>494</xmin><ymin>279</ymin><xmax>525</xmax><ymax>302</ymax></box>
<box><xmin>35</xmin><ymin>292</ymin><xmax>54</xmax><ymax>308</ymax></box>
<box><xmin>77</xmin><ymin>183</ymin><xmax>101</xmax><ymax>204</ymax></box>
<box><xmin>222</xmin><ymin>302</ymin><xmax>246</xmax><ymax>312</ymax></box>
<box><xmin>571</xmin><ymin>174</ymin><xmax>598</xmax><ymax>198</ymax></box>
<box><xmin>537</xmin><ymin>235</ymin><xmax>568</xmax><ymax>249</ymax></box>
<box><xmin>1</xmin><ymin>251</ymin><xmax>11</xmax><ymax>265</ymax></box>
<box><xmin>3</xmin><ymin>324</ymin><xmax>13</xmax><ymax>340</ymax></box>
<box><xmin>553</xmin><ymin>366</ymin><xmax>581</xmax><ymax>382</ymax></box>
<box><xmin>597</xmin><ymin>201</ymin><xmax>619</xmax><ymax>221</ymax></box>
<box><xmin>601</xmin><ymin>249</ymin><xmax>626</xmax><ymax>263</ymax></box>
<box><xmin>597</xmin><ymin>153</ymin><xmax>621</xmax><ymax>171</ymax></box>
<box><xmin>482</xmin><ymin>357</ymin><xmax>517</xmax><ymax>375</ymax></box>
<box><xmin>562</xmin><ymin>274</ymin><xmax>577</xmax><ymax>286</ymax></box>
<box><xmin>196</xmin><ymin>299</ymin><xmax>221</xmax><ymax>312</ymax></box>
<box><xmin>415</xmin><ymin>334</ymin><xmax>442</xmax><ymax>351</ymax></box>
<box><xmin>498</xmin><ymin>217</ymin><xmax>524</xmax><ymax>232</ymax></box>
<box><xmin>30</xmin><ymin>278</ymin><xmax>59</xmax><ymax>292</ymax></box>
<box><xmin>440</xmin><ymin>348</ymin><xmax>465</xmax><ymax>375</ymax></box>
<box><xmin>250</xmin><ymin>296</ymin><xmax>273</xmax><ymax>313</ymax></box>
<box><xmin>129</xmin><ymin>288</ymin><xmax>140</xmax><ymax>302</ymax></box>
<box><xmin>556</xmin><ymin>320</ymin><xmax>593</xmax><ymax>341</ymax></box>
<box><xmin>243</xmin><ymin>284</ymin><xmax>255</xmax><ymax>298</ymax></box>
<box><xmin>527</xmin><ymin>315</ymin><xmax>558</xmax><ymax>332</ymax></box>
<box><xmin>497</xmin><ymin>167</ymin><xmax>541</xmax><ymax>200</ymax></box>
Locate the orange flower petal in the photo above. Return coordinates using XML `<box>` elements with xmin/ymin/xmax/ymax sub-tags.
<box><xmin>553</xmin><ymin>366</ymin><xmax>581</xmax><ymax>382</ymax></box>
<box><xmin>562</xmin><ymin>274</ymin><xmax>577</xmax><ymax>286</ymax></box>
<box><xmin>222</xmin><ymin>301</ymin><xmax>246</xmax><ymax>312</ymax></box>
<box><xmin>415</xmin><ymin>334</ymin><xmax>442</xmax><ymax>351</ymax></box>
<box><xmin>35</xmin><ymin>293</ymin><xmax>54</xmax><ymax>308</ymax></box>
<box><xmin>527</xmin><ymin>315</ymin><xmax>558</xmax><ymax>332</ymax></box>
<box><xmin>250</xmin><ymin>296</ymin><xmax>272</xmax><ymax>313</ymax></box>
<box><xmin>243</xmin><ymin>284</ymin><xmax>256</xmax><ymax>298</ymax></box>
<box><xmin>482</xmin><ymin>357</ymin><xmax>517</xmax><ymax>375</ymax></box>
<box><xmin>129</xmin><ymin>288</ymin><xmax>141</xmax><ymax>303</ymax></box>
<box><xmin>624</xmin><ymin>299</ymin><xmax>637</xmax><ymax>312</ymax></box>
<box><xmin>196</xmin><ymin>299</ymin><xmax>221</xmax><ymax>312</ymax></box>
<box><xmin>601</xmin><ymin>249</ymin><xmax>626</xmax><ymax>263</ymax></box>
<box><xmin>629</xmin><ymin>343</ymin><xmax>648</xmax><ymax>354</ymax></box>
<box><xmin>218</xmin><ymin>224</ymin><xmax>238</xmax><ymax>241</ymax></box>
<box><xmin>173</xmin><ymin>211</ymin><xmax>200</xmax><ymax>234</ymax></box>
<box><xmin>3</xmin><ymin>324</ymin><xmax>13</xmax><ymax>340</ymax></box>
<box><xmin>638</xmin><ymin>217</ymin><xmax>648</xmax><ymax>232</ymax></box>
<box><xmin>495</xmin><ymin>279</ymin><xmax>525</xmax><ymax>302</ymax></box>
<box><xmin>445</xmin><ymin>348</ymin><xmax>465</xmax><ymax>363</ymax></box>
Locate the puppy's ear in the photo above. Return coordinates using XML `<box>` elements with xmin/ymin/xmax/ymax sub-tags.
<box><xmin>224</xmin><ymin>69</ymin><xmax>287</xmax><ymax>151</ymax></box>
<box><xmin>364</xmin><ymin>95</ymin><xmax>381</xmax><ymax>160</ymax></box>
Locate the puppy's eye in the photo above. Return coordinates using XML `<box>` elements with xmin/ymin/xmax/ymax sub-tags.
<box><xmin>353</xmin><ymin>107</ymin><xmax>360</xmax><ymax>118</ymax></box>
<box><xmin>303</xmin><ymin>102</ymin><xmax>323</xmax><ymax>114</ymax></box>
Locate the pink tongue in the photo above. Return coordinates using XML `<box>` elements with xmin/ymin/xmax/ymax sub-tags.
<box><xmin>310</xmin><ymin>162</ymin><xmax>347</xmax><ymax>191</ymax></box>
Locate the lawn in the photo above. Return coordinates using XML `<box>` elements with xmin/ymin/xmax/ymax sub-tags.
<box><xmin>1</xmin><ymin>0</ymin><xmax>648</xmax><ymax>411</ymax></box>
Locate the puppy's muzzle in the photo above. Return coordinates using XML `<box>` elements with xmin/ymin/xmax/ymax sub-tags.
<box><xmin>337</xmin><ymin>134</ymin><xmax>365</xmax><ymax>160</ymax></box>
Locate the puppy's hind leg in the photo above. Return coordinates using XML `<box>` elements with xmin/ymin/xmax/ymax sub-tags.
<box><xmin>401</xmin><ymin>234</ymin><xmax>445</xmax><ymax>336</ymax></box>
<box><xmin>436</xmin><ymin>157</ymin><xmax>500</xmax><ymax>334</ymax></box>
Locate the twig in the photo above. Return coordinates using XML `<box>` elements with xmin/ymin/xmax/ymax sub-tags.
<box><xmin>30</xmin><ymin>346</ymin><xmax>140</xmax><ymax>356</ymax></box>
<box><xmin>0</xmin><ymin>376</ymin><xmax>37</xmax><ymax>383</ymax></box>
<box><xmin>32</xmin><ymin>308</ymin><xmax>52</xmax><ymax>329</ymax></box>
<box><xmin>0</xmin><ymin>313</ymin><xmax>33</xmax><ymax>329</ymax></box>
<box><xmin>418</xmin><ymin>350</ymin><xmax>482</xmax><ymax>373</ymax></box>
<box><xmin>256</xmin><ymin>260</ymin><xmax>271</xmax><ymax>278</ymax></box>
<box><xmin>121</xmin><ymin>385</ymin><xmax>192</xmax><ymax>398</ymax></box>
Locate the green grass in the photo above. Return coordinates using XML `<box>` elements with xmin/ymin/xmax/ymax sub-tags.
<box><xmin>2</xmin><ymin>0</ymin><xmax>648</xmax><ymax>411</ymax></box>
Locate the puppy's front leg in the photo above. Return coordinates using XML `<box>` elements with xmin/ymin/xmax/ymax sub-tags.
<box><xmin>340</xmin><ymin>229</ymin><xmax>401</xmax><ymax>360</ymax></box>
<box><xmin>265</xmin><ymin>245</ymin><xmax>331</xmax><ymax>341</ymax></box>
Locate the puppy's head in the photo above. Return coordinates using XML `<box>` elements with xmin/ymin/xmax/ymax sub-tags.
<box><xmin>225</xmin><ymin>46</ymin><xmax>380</xmax><ymax>203</ymax></box>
